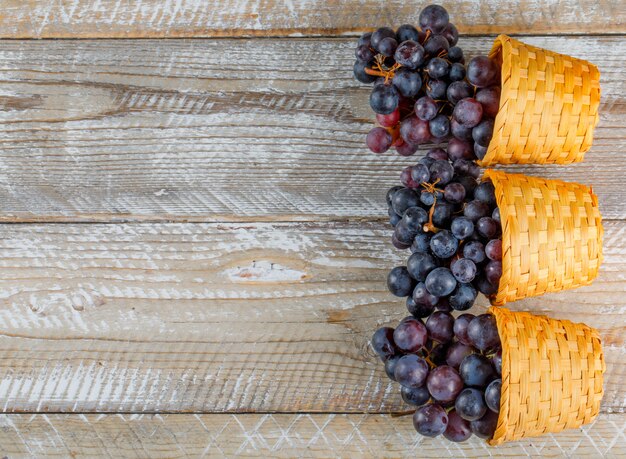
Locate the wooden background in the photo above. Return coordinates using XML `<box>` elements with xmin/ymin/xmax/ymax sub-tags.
<box><xmin>0</xmin><ymin>1</ymin><xmax>624</xmax><ymax>457</ymax></box>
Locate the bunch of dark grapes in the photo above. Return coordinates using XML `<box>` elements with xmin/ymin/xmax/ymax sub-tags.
<box><xmin>372</xmin><ymin>312</ymin><xmax>503</xmax><ymax>441</ymax></box>
<box><xmin>387</xmin><ymin>150</ymin><xmax>503</xmax><ymax>311</ymax></box>
<box><xmin>353</xmin><ymin>4</ymin><xmax>502</xmax><ymax>160</ymax></box>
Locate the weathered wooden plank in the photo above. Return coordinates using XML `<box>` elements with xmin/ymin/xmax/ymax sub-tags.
<box><xmin>0</xmin><ymin>1</ymin><xmax>623</xmax><ymax>38</ymax></box>
<box><xmin>0</xmin><ymin>36</ymin><xmax>623</xmax><ymax>222</ymax></box>
<box><xmin>0</xmin><ymin>413</ymin><xmax>624</xmax><ymax>458</ymax></box>
<box><xmin>0</xmin><ymin>221</ymin><xmax>622</xmax><ymax>413</ymax></box>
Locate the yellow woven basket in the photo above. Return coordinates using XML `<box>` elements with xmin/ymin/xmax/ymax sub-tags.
<box><xmin>478</xmin><ymin>35</ymin><xmax>601</xmax><ymax>166</ymax></box>
<box><xmin>488</xmin><ymin>306</ymin><xmax>605</xmax><ymax>445</ymax></box>
<box><xmin>484</xmin><ymin>169</ymin><xmax>603</xmax><ymax>306</ymax></box>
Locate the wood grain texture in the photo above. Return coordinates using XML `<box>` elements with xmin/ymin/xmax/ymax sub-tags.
<box><xmin>0</xmin><ymin>37</ymin><xmax>623</xmax><ymax>222</ymax></box>
<box><xmin>0</xmin><ymin>1</ymin><xmax>623</xmax><ymax>38</ymax></box>
<box><xmin>0</xmin><ymin>413</ymin><xmax>624</xmax><ymax>458</ymax></box>
<box><xmin>0</xmin><ymin>221</ymin><xmax>623</xmax><ymax>413</ymax></box>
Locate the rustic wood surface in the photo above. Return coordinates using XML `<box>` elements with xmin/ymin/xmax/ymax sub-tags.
<box><xmin>0</xmin><ymin>0</ymin><xmax>624</xmax><ymax>38</ymax></box>
<box><xmin>0</xmin><ymin>37</ymin><xmax>623</xmax><ymax>222</ymax></box>
<box><xmin>0</xmin><ymin>413</ymin><xmax>624</xmax><ymax>458</ymax></box>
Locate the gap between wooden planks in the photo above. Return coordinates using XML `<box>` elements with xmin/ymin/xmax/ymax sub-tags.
<box><xmin>0</xmin><ymin>413</ymin><xmax>624</xmax><ymax>458</ymax></box>
<box><xmin>0</xmin><ymin>221</ymin><xmax>622</xmax><ymax>413</ymax></box>
<box><xmin>0</xmin><ymin>36</ymin><xmax>623</xmax><ymax>222</ymax></box>
<box><xmin>0</xmin><ymin>0</ymin><xmax>624</xmax><ymax>38</ymax></box>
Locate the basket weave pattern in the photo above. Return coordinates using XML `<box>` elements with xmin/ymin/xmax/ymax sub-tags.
<box><xmin>489</xmin><ymin>307</ymin><xmax>605</xmax><ymax>445</ymax></box>
<box><xmin>484</xmin><ymin>169</ymin><xmax>603</xmax><ymax>306</ymax></box>
<box><xmin>478</xmin><ymin>35</ymin><xmax>601</xmax><ymax>166</ymax></box>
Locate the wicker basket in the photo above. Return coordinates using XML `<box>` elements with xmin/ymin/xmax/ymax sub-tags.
<box><xmin>484</xmin><ymin>169</ymin><xmax>603</xmax><ymax>306</ymax></box>
<box><xmin>489</xmin><ymin>306</ymin><xmax>605</xmax><ymax>445</ymax></box>
<box><xmin>478</xmin><ymin>35</ymin><xmax>601</xmax><ymax>166</ymax></box>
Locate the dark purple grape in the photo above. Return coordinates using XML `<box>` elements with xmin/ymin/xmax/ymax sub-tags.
<box><xmin>396</xmin><ymin>24</ymin><xmax>420</xmax><ymax>43</ymax></box>
<box><xmin>391</xmin><ymin>188</ymin><xmax>420</xmax><ymax>215</ymax></box>
<box><xmin>444</xmin><ymin>182</ymin><xmax>466</xmax><ymax>204</ymax></box>
<box><xmin>467</xmin><ymin>56</ymin><xmax>499</xmax><ymax>88</ymax></box>
<box><xmin>384</xmin><ymin>355</ymin><xmax>400</xmax><ymax>380</ymax></box>
<box><xmin>395</xmin><ymin>354</ymin><xmax>429</xmax><ymax>388</ymax></box>
<box><xmin>429</xmin><ymin>160</ymin><xmax>454</xmax><ymax>185</ymax></box>
<box><xmin>401</xmin><ymin>385</ymin><xmax>430</xmax><ymax>406</ymax></box>
<box><xmin>376</xmin><ymin>109</ymin><xmax>400</xmax><ymax>128</ymax></box>
<box><xmin>444</xmin><ymin>410</ymin><xmax>472</xmax><ymax>442</ymax></box>
<box><xmin>451</xmin><ymin>216</ymin><xmax>474</xmax><ymax>240</ymax></box>
<box><xmin>415</xmin><ymin>96</ymin><xmax>439</xmax><ymax>121</ymax></box>
<box><xmin>451</xmin><ymin>258</ymin><xmax>477</xmax><ymax>283</ymax></box>
<box><xmin>447</xmin><ymin>81</ymin><xmax>473</xmax><ymax>105</ymax></box>
<box><xmin>394</xmin><ymin>222</ymin><xmax>416</xmax><ymax>244</ymax></box>
<box><xmin>474</xmin><ymin>181</ymin><xmax>497</xmax><ymax>207</ymax></box>
<box><xmin>427</xmin><ymin>57</ymin><xmax>450</xmax><ymax>79</ymax></box>
<box><xmin>355</xmin><ymin>44</ymin><xmax>375</xmax><ymax>62</ymax></box>
<box><xmin>432</xmin><ymin>202</ymin><xmax>454</xmax><ymax>229</ymax></box>
<box><xmin>387</xmin><ymin>266</ymin><xmax>415</xmax><ymax>297</ymax></box>
<box><xmin>476</xmin><ymin>86</ymin><xmax>501</xmax><ymax>118</ymax></box>
<box><xmin>427</xmin><ymin>365</ymin><xmax>463</xmax><ymax>402</ymax></box>
<box><xmin>492</xmin><ymin>207</ymin><xmax>501</xmax><ymax>224</ymax></box>
<box><xmin>426</xmin><ymin>311</ymin><xmax>455</xmax><ymax>343</ymax></box>
<box><xmin>407</xmin><ymin>293</ymin><xmax>436</xmax><ymax>318</ymax></box>
<box><xmin>447</xmin><ymin>138</ymin><xmax>475</xmax><ymax>161</ymax></box>
<box><xmin>392</xmin><ymin>68</ymin><xmax>422</xmax><ymax>98</ymax></box>
<box><xmin>371</xmin><ymin>327</ymin><xmax>396</xmax><ymax>360</ymax></box>
<box><xmin>464</xmin><ymin>200</ymin><xmax>490</xmax><ymax>222</ymax></box>
<box><xmin>429</xmin><ymin>231</ymin><xmax>458</xmax><ymax>259</ymax></box>
<box><xmin>412</xmin><ymin>282</ymin><xmax>440</xmax><ymax>308</ymax></box>
<box><xmin>451</xmin><ymin>119</ymin><xmax>473</xmax><ymax>141</ymax></box>
<box><xmin>425</xmin><ymin>78</ymin><xmax>448</xmax><ymax>99</ymax></box>
<box><xmin>463</xmin><ymin>240</ymin><xmax>486</xmax><ymax>263</ymax></box>
<box><xmin>391</xmin><ymin>233</ymin><xmax>410</xmax><ymax>249</ymax></box>
<box><xmin>472</xmin><ymin>119</ymin><xmax>495</xmax><ymax>147</ymax></box>
<box><xmin>484</xmin><ymin>260</ymin><xmax>502</xmax><ymax>286</ymax></box>
<box><xmin>386</xmin><ymin>186</ymin><xmax>402</xmax><ymax>205</ymax></box>
<box><xmin>477</xmin><ymin>217</ymin><xmax>498</xmax><ymax>239</ymax></box>
<box><xmin>371</xmin><ymin>27</ymin><xmax>396</xmax><ymax>51</ymax></box>
<box><xmin>441</xmin><ymin>23</ymin><xmax>458</xmax><ymax>46</ymax></box>
<box><xmin>400</xmin><ymin>115</ymin><xmax>432</xmax><ymax>145</ymax></box>
<box><xmin>412</xmin><ymin>232</ymin><xmax>432</xmax><ymax>253</ymax></box>
<box><xmin>429</xmin><ymin>115</ymin><xmax>450</xmax><ymax>138</ymax></box>
<box><xmin>470</xmin><ymin>410</ymin><xmax>499</xmax><ymax>439</ymax></box>
<box><xmin>455</xmin><ymin>388</ymin><xmax>487</xmax><ymax>421</ymax></box>
<box><xmin>393</xmin><ymin>318</ymin><xmax>428</xmax><ymax>353</ymax></box>
<box><xmin>394</xmin><ymin>40</ymin><xmax>425</xmax><ymax>69</ymax></box>
<box><xmin>358</xmin><ymin>32</ymin><xmax>372</xmax><ymax>47</ymax></box>
<box><xmin>378</xmin><ymin>36</ymin><xmax>398</xmax><ymax>57</ymax></box>
<box><xmin>457</xmin><ymin>175</ymin><xmax>478</xmax><ymax>197</ymax></box>
<box><xmin>396</xmin><ymin>140</ymin><xmax>419</xmax><ymax>156</ymax></box>
<box><xmin>400</xmin><ymin>166</ymin><xmax>421</xmax><ymax>189</ymax></box>
<box><xmin>474</xmin><ymin>143</ymin><xmax>488</xmax><ymax>160</ymax></box>
<box><xmin>419</xmin><ymin>5</ymin><xmax>450</xmax><ymax>33</ymax></box>
<box><xmin>403</xmin><ymin>206</ymin><xmax>429</xmax><ymax>231</ymax></box>
<box><xmin>407</xmin><ymin>251</ymin><xmax>437</xmax><ymax>281</ymax></box>
<box><xmin>366</xmin><ymin>127</ymin><xmax>392</xmax><ymax>153</ymax></box>
<box><xmin>485</xmin><ymin>379</ymin><xmax>501</xmax><ymax>413</ymax></box>
<box><xmin>453</xmin><ymin>160</ymin><xmax>481</xmax><ymax>179</ymax></box>
<box><xmin>426</xmin><ymin>148</ymin><xmax>448</xmax><ymax>161</ymax></box>
<box><xmin>467</xmin><ymin>314</ymin><xmax>501</xmax><ymax>352</ymax></box>
<box><xmin>476</xmin><ymin>275</ymin><xmax>498</xmax><ymax>295</ymax></box>
<box><xmin>446</xmin><ymin>342</ymin><xmax>475</xmax><ymax>370</ymax></box>
<box><xmin>453</xmin><ymin>98</ymin><xmax>483</xmax><ymax>128</ymax></box>
<box><xmin>388</xmin><ymin>208</ymin><xmax>401</xmax><ymax>227</ymax></box>
<box><xmin>447</xmin><ymin>45</ymin><xmax>463</xmax><ymax>62</ymax></box>
<box><xmin>370</xmin><ymin>83</ymin><xmax>399</xmax><ymax>115</ymax></box>
<box><xmin>419</xmin><ymin>156</ymin><xmax>436</xmax><ymax>169</ymax></box>
<box><xmin>454</xmin><ymin>313</ymin><xmax>475</xmax><ymax>345</ymax></box>
<box><xmin>449</xmin><ymin>62</ymin><xmax>466</xmax><ymax>81</ymax></box>
<box><xmin>449</xmin><ymin>283</ymin><xmax>477</xmax><ymax>311</ymax></box>
<box><xmin>413</xmin><ymin>404</ymin><xmax>449</xmax><ymax>437</ymax></box>
<box><xmin>353</xmin><ymin>60</ymin><xmax>377</xmax><ymax>83</ymax></box>
<box><xmin>460</xmin><ymin>354</ymin><xmax>495</xmax><ymax>388</ymax></box>
<box><xmin>429</xmin><ymin>341</ymin><xmax>450</xmax><ymax>366</ymax></box>
<box><xmin>420</xmin><ymin>190</ymin><xmax>442</xmax><ymax>207</ymax></box>
<box><xmin>492</xmin><ymin>349</ymin><xmax>502</xmax><ymax>375</ymax></box>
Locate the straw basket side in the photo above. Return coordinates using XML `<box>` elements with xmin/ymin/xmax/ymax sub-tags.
<box><xmin>484</xmin><ymin>169</ymin><xmax>603</xmax><ymax>306</ymax></box>
<box><xmin>478</xmin><ymin>35</ymin><xmax>601</xmax><ymax>166</ymax></box>
<box><xmin>488</xmin><ymin>307</ymin><xmax>605</xmax><ymax>445</ymax></box>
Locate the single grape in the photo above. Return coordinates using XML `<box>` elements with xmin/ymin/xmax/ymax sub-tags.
<box><xmin>426</xmin><ymin>311</ymin><xmax>455</xmax><ymax>343</ymax></box>
<box><xmin>413</xmin><ymin>404</ymin><xmax>449</xmax><ymax>437</ymax></box>
<box><xmin>358</xmin><ymin>32</ymin><xmax>372</xmax><ymax>47</ymax></box>
<box><xmin>426</xmin><ymin>148</ymin><xmax>448</xmax><ymax>161</ymax></box>
<box><xmin>447</xmin><ymin>45</ymin><xmax>463</xmax><ymax>62</ymax></box>
<box><xmin>451</xmin><ymin>259</ymin><xmax>477</xmax><ymax>283</ymax></box>
<box><xmin>393</xmin><ymin>318</ymin><xmax>428</xmax><ymax>353</ymax></box>
<box><xmin>419</xmin><ymin>5</ymin><xmax>450</xmax><ymax>33</ymax></box>
<box><xmin>376</xmin><ymin>109</ymin><xmax>400</xmax><ymax>128</ymax></box>
<box><xmin>355</xmin><ymin>44</ymin><xmax>375</xmax><ymax>62</ymax></box>
<box><xmin>403</xmin><ymin>206</ymin><xmax>429</xmax><ymax>231</ymax></box>
<box><xmin>384</xmin><ymin>355</ymin><xmax>401</xmax><ymax>381</ymax></box>
<box><xmin>451</xmin><ymin>217</ymin><xmax>474</xmax><ymax>239</ymax></box>
<box><xmin>396</xmin><ymin>140</ymin><xmax>419</xmax><ymax>156</ymax></box>
<box><xmin>424</xmin><ymin>34</ymin><xmax>450</xmax><ymax>56</ymax></box>
<box><xmin>463</xmin><ymin>240</ymin><xmax>486</xmax><ymax>264</ymax></box>
<box><xmin>407</xmin><ymin>251</ymin><xmax>437</xmax><ymax>281</ymax></box>
<box><xmin>474</xmin><ymin>143</ymin><xmax>488</xmax><ymax>160</ymax></box>
<box><xmin>474</xmin><ymin>181</ymin><xmax>497</xmax><ymax>207</ymax></box>
<box><xmin>454</xmin><ymin>313</ymin><xmax>475</xmax><ymax>345</ymax></box>
<box><xmin>366</xmin><ymin>127</ymin><xmax>393</xmax><ymax>153</ymax></box>
<box><xmin>467</xmin><ymin>56</ymin><xmax>499</xmax><ymax>88</ymax></box>
<box><xmin>429</xmin><ymin>114</ymin><xmax>450</xmax><ymax>138</ymax></box>
<box><xmin>386</xmin><ymin>186</ymin><xmax>402</xmax><ymax>206</ymax></box>
<box><xmin>425</xmin><ymin>78</ymin><xmax>448</xmax><ymax>99</ymax></box>
<box><xmin>412</xmin><ymin>232</ymin><xmax>432</xmax><ymax>253</ymax></box>
<box><xmin>353</xmin><ymin>60</ymin><xmax>377</xmax><ymax>83</ymax></box>
<box><xmin>449</xmin><ymin>283</ymin><xmax>477</xmax><ymax>311</ymax></box>
<box><xmin>394</xmin><ymin>40</ymin><xmax>425</xmax><ymax>69</ymax></box>
<box><xmin>412</xmin><ymin>282</ymin><xmax>440</xmax><ymax>308</ymax></box>
<box><xmin>485</xmin><ymin>379</ymin><xmax>501</xmax><ymax>413</ymax></box>
<box><xmin>429</xmin><ymin>160</ymin><xmax>454</xmax><ymax>185</ymax></box>
<box><xmin>451</xmin><ymin>119</ymin><xmax>473</xmax><ymax>141</ymax></box>
<box><xmin>400</xmin><ymin>166</ymin><xmax>421</xmax><ymax>189</ymax></box>
<box><xmin>420</xmin><ymin>190</ymin><xmax>441</xmax><ymax>207</ymax></box>
<box><xmin>394</xmin><ymin>354</ymin><xmax>429</xmax><ymax>388</ymax></box>
<box><xmin>449</xmin><ymin>62</ymin><xmax>466</xmax><ymax>81</ymax></box>
<box><xmin>492</xmin><ymin>207</ymin><xmax>501</xmax><ymax>224</ymax></box>
<box><xmin>401</xmin><ymin>385</ymin><xmax>431</xmax><ymax>406</ymax></box>
<box><xmin>476</xmin><ymin>86</ymin><xmax>501</xmax><ymax>118</ymax></box>
<box><xmin>477</xmin><ymin>217</ymin><xmax>498</xmax><ymax>239</ymax></box>
<box><xmin>444</xmin><ymin>410</ymin><xmax>472</xmax><ymax>442</ymax></box>
<box><xmin>394</xmin><ymin>221</ymin><xmax>416</xmax><ymax>244</ymax></box>
<box><xmin>396</xmin><ymin>24</ymin><xmax>420</xmax><ymax>43</ymax></box>
<box><xmin>444</xmin><ymin>182</ymin><xmax>466</xmax><ymax>204</ymax></box>
<box><xmin>467</xmin><ymin>314</ymin><xmax>501</xmax><ymax>352</ymax></box>
<box><xmin>470</xmin><ymin>410</ymin><xmax>499</xmax><ymax>439</ymax></box>
<box><xmin>378</xmin><ymin>36</ymin><xmax>398</xmax><ymax>57</ymax></box>
<box><xmin>371</xmin><ymin>327</ymin><xmax>396</xmax><ymax>361</ymax></box>
<box><xmin>484</xmin><ymin>260</ymin><xmax>502</xmax><ymax>286</ymax></box>
<box><xmin>415</xmin><ymin>96</ymin><xmax>439</xmax><ymax>121</ymax></box>
<box><xmin>370</xmin><ymin>83</ymin><xmax>400</xmax><ymax>115</ymax></box>
<box><xmin>447</xmin><ymin>81</ymin><xmax>473</xmax><ymax>105</ymax></box>
<box><xmin>400</xmin><ymin>115</ymin><xmax>432</xmax><ymax>145</ymax></box>
<box><xmin>457</xmin><ymin>175</ymin><xmax>478</xmax><ymax>197</ymax></box>
<box><xmin>476</xmin><ymin>274</ymin><xmax>498</xmax><ymax>295</ymax></box>
<box><xmin>392</xmin><ymin>68</ymin><xmax>422</xmax><ymax>98</ymax></box>
<box><xmin>447</xmin><ymin>138</ymin><xmax>475</xmax><ymax>161</ymax></box>
<box><xmin>446</xmin><ymin>342</ymin><xmax>475</xmax><ymax>370</ymax></box>
<box><xmin>429</xmin><ymin>341</ymin><xmax>450</xmax><ymax>366</ymax></box>
<box><xmin>387</xmin><ymin>266</ymin><xmax>415</xmax><ymax>297</ymax></box>
<box><xmin>419</xmin><ymin>156</ymin><xmax>436</xmax><ymax>169</ymax></box>
<box><xmin>388</xmin><ymin>208</ymin><xmax>401</xmax><ymax>227</ymax></box>
<box><xmin>464</xmin><ymin>200</ymin><xmax>490</xmax><ymax>222</ymax></box>
<box><xmin>427</xmin><ymin>57</ymin><xmax>450</xmax><ymax>79</ymax></box>
<box><xmin>435</xmin><ymin>297</ymin><xmax>452</xmax><ymax>312</ymax></box>
<box><xmin>441</xmin><ymin>23</ymin><xmax>459</xmax><ymax>46</ymax></box>
<box><xmin>430</xmin><ymin>231</ymin><xmax>459</xmax><ymax>259</ymax></box>
<box><xmin>391</xmin><ymin>188</ymin><xmax>420</xmax><ymax>215</ymax></box>
<box><xmin>407</xmin><ymin>293</ymin><xmax>436</xmax><ymax>318</ymax></box>
<box><xmin>459</xmin><ymin>354</ymin><xmax>496</xmax><ymax>388</ymax></box>
<box><xmin>453</xmin><ymin>98</ymin><xmax>483</xmax><ymax>128</ymax></box>
<box><xmin>371</xmin><ymin>27</ymin><xmax>396</xmax><ymax>51</ymax></box>
<box><xmin>492</xmin><ymin>349</ymin><xmax>502</xmax><ymax>375</ymax></box>
<box><xmin>427</xmin><ymin>365</ymin><xmax>463</xmax><ymax>402</ymax></box>
<box><xmin>472</xmin><ymin>119</ymin><xmax>495</xmax><ymax>147</ymax></box>
<box><xmin>455</xmin><ymin>388</ymin><xmax>487</xmax><ymax>421</ymax></box>
<box><xmin>391</xmin><ymin>233</ymin><xmax>410</xmax><ymax>249</ymax></box>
